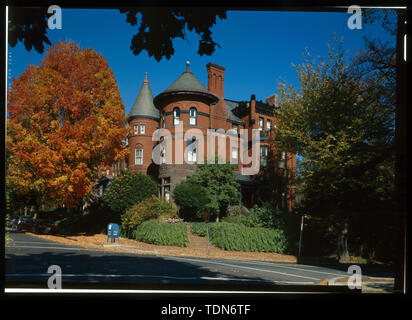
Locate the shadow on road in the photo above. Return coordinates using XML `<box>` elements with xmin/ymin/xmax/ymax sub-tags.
<box><xmin>5</xmin><ymin>250</ymin><xmax>357</xmax><ymax>294</ymax></box>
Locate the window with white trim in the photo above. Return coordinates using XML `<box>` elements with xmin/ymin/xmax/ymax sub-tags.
<box><xmin>161</xmin><ymin>112</ymin><xmax>166</xmax><ymax>128</ymax></box>
<box><xmin>161</xmin><ymin>145</ymin><xmax>166</xmax><ymax>164</ymax></box>
<box><xmin>140</xmin><ymin>124</ymin><xmax>145</xmax><ymax>135</ymax></box>
<box><xmin>135</xmin><ymin>148</ymin><xmax>143</xmax><ymax>165</ymax></box>
<box><xmin>260</xmin><ymin>146</ymin><xmax>268</xmax><ymax>167</ymax></box>
<box><xmin>164</xmin><ymin>186</ymin><xmax>170</xmax><ymax>202</ymax></box>
<box><xmin>134</xmin><ymin>124</ymin><xmax>139</xmax><ymax>135</ymax></box>
<box><xmin>231</xmin><ymin>147</ymin><xmax>238</xmax><ymax>164</ymax></box>
<box><xmin>259</xmin><ymin>117</ymin><xmax>264</xmax><ymax>131</ymax></box>
<box><xmin>278</xmin><ymin>151</ymin><xmax>286</xmax><ymax>169</ymax></box>
<box><xmin>189</xmin><ymin>107</ymin><xmax>197</xmax><ymax>126</ymax></box>
<box><xmin>187</xmin><ymin>139</ymin><xmax>197</xmax><ymax>163</ymax></box>
<box><xmin>173</xmin><ymin>107</ymin><xmax>180</xmax><ymax>126</ymax></box>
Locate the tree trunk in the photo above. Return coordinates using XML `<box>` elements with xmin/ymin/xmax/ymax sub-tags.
<box><xmin>336</xmin><ymin>220</ymin><xmax>350</xmax><ymax>262</ymax></box>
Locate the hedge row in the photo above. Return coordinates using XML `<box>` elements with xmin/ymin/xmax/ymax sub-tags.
<box><xmin>190</xmin><ymin>222</ymin><xmax>288</xmax><ymax>253</ymax></box>
<box><xmin>133</xmin><ymin>220</ymin><xmax>188</xmax><ymax>247</ymax></box>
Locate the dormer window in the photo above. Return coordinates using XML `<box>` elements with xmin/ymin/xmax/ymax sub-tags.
<box><xmin>173</xmin><ymin>107</ymin><xmax>180</xmax><ymax>126</ymax></box>
<box><xmin>189</xmin><ymin>107</ymin><xmax>197</xmax><ymax>126</ymax></box>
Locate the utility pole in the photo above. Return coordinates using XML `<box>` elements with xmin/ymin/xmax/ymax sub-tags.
<box><xmin>298</xmin><ymin>214</ymin><xmax>305</xmax><ymax>259</ymax></box>
<box><xmin>204</xmin><ymin>207</ymin><xmax>210</xmax><ymax>255</ymax></box>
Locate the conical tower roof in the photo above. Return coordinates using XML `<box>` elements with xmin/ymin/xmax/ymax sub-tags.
<box><xmin>153</xmin><ymin>61</ymin><xmax>219</xmax><ymax>107</ymax></box>
<box><xmin>165</xmin><ymin>61</ymin><xmax>209</xmax><ymax>92</ymax></box>
<box><xmin>129</xmin><ymin>73</ymin><xmax>160</xmax><ymax>121</ymax></box>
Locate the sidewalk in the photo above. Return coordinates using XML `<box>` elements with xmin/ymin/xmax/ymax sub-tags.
<box><xmin>326</xmin><ymin>275</ymin><xmax>395</xmax><ymax>293</ymax></box>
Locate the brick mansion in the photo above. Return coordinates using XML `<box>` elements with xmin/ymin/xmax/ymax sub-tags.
<box><xmin>100</xmin><ymin>62</ymin><xmax>296</xmax><ymax>211</ymax></box>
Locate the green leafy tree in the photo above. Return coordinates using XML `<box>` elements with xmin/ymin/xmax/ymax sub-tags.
<box><xmin>186</xmin><ymin>162</ymin><xmax>241</xmax><ymax>221</ymax></box>
<box><xmin>172</xmin><ymin>180</ymin><xmax>209</xmax><ymax>221</ymax></box>
<box><xmin>277</xmin><ymin>38</ymin><xmax>395</xmax><ymax>260</ymax></box>
<box><xmin>8</xmin><ymin>7</ymin><xmax>227</xmax><ymax>61</ymax></box>
<box><xmin>102</xmin><ymin>171</ymin><xmax>157</xmax><ymax>214</ymax></box>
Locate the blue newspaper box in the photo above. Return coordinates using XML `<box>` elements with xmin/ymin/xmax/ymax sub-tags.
<box><xmin>107</xmin><ymin>223</ymin><xmax>120</xmax><ymax>243</ymax></box>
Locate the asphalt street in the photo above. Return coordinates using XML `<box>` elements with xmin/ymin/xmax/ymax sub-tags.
<box><xmin>5</xmin><ymin>232</ymin><xmax>389</xmax><ymax>293</ymax></box>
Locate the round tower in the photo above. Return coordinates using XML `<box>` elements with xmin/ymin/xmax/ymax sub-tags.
<box><xmin>128</xmin><ymin>73</ymin><xmax>160</xmax><ymax>177</ymax></box>
<box><xmin>153</xmin><ymin>62</ymin><xmax>220</xmax><ymax>197</ymax></box>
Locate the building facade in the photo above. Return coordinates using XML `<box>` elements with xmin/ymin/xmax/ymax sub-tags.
<box><xmin>103</xmin><ymin>62</ymin><xmax>296</xmax><ymax>210</ymax></box>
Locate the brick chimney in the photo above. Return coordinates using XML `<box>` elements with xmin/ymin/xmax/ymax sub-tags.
<box><xmin>250</xmin><ymin>94</ymin><xmax>256</xmax><ymax>128</ymax></box>
<box><xmin>206</xmin><ymin>63</ymin><xmax>225</xmax><ymax>98</ymax></box>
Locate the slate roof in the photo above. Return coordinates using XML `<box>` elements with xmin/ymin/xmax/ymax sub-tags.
<box><xmin>129</xmin><ymin>74</ymin><xmax>160</xmax><ymax>120</ymax></box>
<box><xmin>165</xmin><ymin>62</ymin><xmax>209</xmax><ymax>93</ymax></box>
<box><xmin>224</xmin><ymin>99</ymin><xmax>243</xmax><ymax>124</ymax></box>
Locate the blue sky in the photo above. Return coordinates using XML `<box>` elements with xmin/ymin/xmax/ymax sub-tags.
<box><xmin>7</xmin><ymin>9</ymin><xmax>395</xmax><ymax>116</ymax></box>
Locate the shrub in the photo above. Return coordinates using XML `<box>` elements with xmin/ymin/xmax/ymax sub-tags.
<box><xmin>121</xmin><ymin>195</ymin><xmax>177</xmax><ymax>236</ymax></box>
<box><xmin>241</xmin><ymin>203</ymin><xmax>286</xmax><ymax>229</ymax></box>
<box><xmin>190</xmin><ymin>222</ymin><xmax>288</xmax><ymax>253</ymax></box>
<box><xmin>102</xmin><ymin>171</ymin><xmax>157</xmax><ymax>214</ymax></box>
<box><xmin>173</xmin><ymin>180</ymin><xmax>209</xmax><ymax>221</ymax></box>
<box><xmin>190</xmin><ymin>222</ymin><xmax>216</xmax><ymax>237</ymax></box>
<box><xmin>186</xmin><ymin>162</ymin><xmax>241</xmax><ymax>221</ymax></box>
<box><xmin>134</xmin><ymin>220</ymin><xmax>188</xmax><ymax>247</ymax></box>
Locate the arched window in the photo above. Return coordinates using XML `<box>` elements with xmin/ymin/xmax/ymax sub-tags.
<box><xmin>173</xmin><ymin>107</ymin><xmax>180</xmax><ymax>126</ymax></box>
<box><xmin>187</xmin><ymin>138</ymin><xmax>197</xmax><ymax>163</ymax></box>
<box><xmin>161</xmin><ymin>112</ymin><xmax>166</xmax><ymax>128</ymax></box>
<box><xmin>135</xmin><ymin>148</ymin><xmax>143</xmax><ymax>165</ymax></box>
<box><xmin>189</xmin><ymin>107</ymin><xmax>197</xmax><ymax>126</ymax></box>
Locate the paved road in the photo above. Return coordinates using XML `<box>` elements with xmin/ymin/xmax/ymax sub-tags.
<box><xmin>5</xmin><ymin>232</ymin><xmax>388</xmax><ymax>292</ymax></box>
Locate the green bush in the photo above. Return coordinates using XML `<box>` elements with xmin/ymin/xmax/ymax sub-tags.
<box><xmin>121</xmin><ymin>195</ymin><xmax>177</xmax><ymax>236</ymax></box>
<box><xmin>190</xmin><ymin>222</ymin><xmax>288</xmax><ymax>253</ymax></box>
<box><xmin>241</xmin><ymin>203</ymin><xmax>286</xmax><ymax>229</ymax></box>
<box><xmin>134</xmin><ymin>220</ymin><xmax>188</xmax><ymax>247</ymax></box>
<box><xmin>173</xmin><ymin>180</ymin><xmax>209</xmax><ymax>221</ymax></box>
<box><xmin>190</xmin><ymin>222</ymin><xmax>216</xmax><ymax>237</ymax></box>
<box><xmin>102</xmin><ymin>171</ymin><xmax>157</xmax><ymax>214</ymax></box>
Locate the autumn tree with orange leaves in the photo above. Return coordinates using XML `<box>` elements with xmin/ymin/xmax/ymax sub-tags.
<box><xmin>7</xmin><ymin>41</ymin><xmax>128</xmax><ymax>209</ymax></box>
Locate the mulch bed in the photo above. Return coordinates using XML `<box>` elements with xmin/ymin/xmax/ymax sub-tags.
<box><xmin>25</xmin><ymin>224</ymin><xmax>297</xmax><ymax>263</ymax></box>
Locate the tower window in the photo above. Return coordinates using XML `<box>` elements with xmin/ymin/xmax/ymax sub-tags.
<box><xmin>187</xmin><ymin>138</ymin><xmax>197</xmax><ymax>163</ymax></box>
<box><xmin>140</xmin><ymin>124</ymin><xmax>145</xmax><ymax>135</ymax></box>
<box><xmin>189</xmin><ymin>107</ymin><xmax>197</xmax><ymax>126</ymax></box>
<box><xmin>161</xmin><ymin>145</ymin><xmax>166</xmax><ymax>164</ymax></box>
<box><xmin>173</xmin><ymin>107</ymin><xmax>180</xmax><ymax>126</ymax></box>
<box><xmin>161</xmin><ymin>112</ymin><xmax>166</xmax><ymax>128</ymax></box>
<box><xmin>134</xmin><ymin>124</ymin><xmax>139</xmax><ymax>135</ymax></box>
<box><xmin>135</xmin><ymin>148</ymin><xmax>143</xmax><ymax>165</ymax></box>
